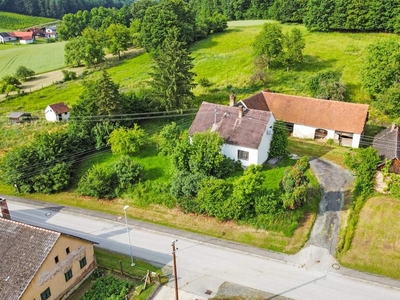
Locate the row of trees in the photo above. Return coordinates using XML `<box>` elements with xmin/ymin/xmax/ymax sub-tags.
<box><xmin>0</xmin><ymin>66</ymin><xmax>35</xmax><ymax>96</ymax></box>
<box><xmin>0</xmin><ymin>0</ymin><xmax>132</xmax><ymax>19</ymax></box>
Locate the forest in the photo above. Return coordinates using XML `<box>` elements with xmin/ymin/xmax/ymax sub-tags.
<box><xmin>1</xmin><ymin>0</ymin><xmax>399</xmax><ymax>33</ymax></box>
<box><xmin>0</xmin><ymin>0</ymin><xmax>134</xmax><ymax>19</ymax></box>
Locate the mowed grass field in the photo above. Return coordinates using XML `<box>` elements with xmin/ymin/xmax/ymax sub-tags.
<box><xmin>0</xmin><ymin>11</ymin><xmax>57</xmax><ymax>31</ymax></box>
<box><xmin>0</xmin><ymin>41</ymin><xmax>66</xmax><ymax>78</ymax></box>
<box><xmin>338</xmin><ymin>196</ymin><xmax>400</xmax><ymax>280</ymax></box>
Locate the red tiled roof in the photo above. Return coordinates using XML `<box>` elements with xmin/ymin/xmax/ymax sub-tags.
<box><xmin>48</xmin><ymin>102</ymin><xmax>70</xmax><ymax>114</ymax></box>
<box><xmin>241</xmin><ymin>91</ymin><xmax>369</xmax><ymax>134</ymax></box>
<box><xmin>189</xmin><ymin>102</ymin><xmax>273</xmax><ymax>149</ymax></box>
<box><xmin>9</xmin><ymin>31</ymin><xmax>33</xmax><ymax>39</ymax></box>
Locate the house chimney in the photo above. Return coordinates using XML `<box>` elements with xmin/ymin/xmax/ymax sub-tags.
<box><xmin>238</xmin><ymin>105</ymin><xmax>243</xmax><ymax>119</ymax></box>
<box><xmin>0</xmin><ymin>197</ymin><xmax>11</xmax><ymax>220</ymax></box>
<box><xmin>391</xmin><ymin>123</ymin><xmax>397</xmax><ymax>131</ymax></box>
<box><xmin>229</xmin><ymin>93</ymin><xmax>236</xmax><ymax>106</ymax></box>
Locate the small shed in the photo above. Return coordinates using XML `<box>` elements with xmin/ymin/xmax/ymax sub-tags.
<box><xmin>373</xmin><ymin>123</ymin><xmax>400</xmax><ymax>174</ymax></box>
<box><xmin>45</xmin><ymin>102</ymin><xmax>70</xmax><ymax>122</ymax></box>
<box><xmin>8</xmin><ymin>112</ymin><xmax>32</xmax><ymax>124</ymax></box>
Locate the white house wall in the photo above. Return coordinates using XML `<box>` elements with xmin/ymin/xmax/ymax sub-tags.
<box><xmin>222</xmin><ymin>144</ymin><xmax>258</xmax><ymax>167</ymax></box>
<box><xmin>258</xmin><ymin>114</ymin><xmax>275</xmax><ymax>164</ymax></box>
<box><xmin>45</xmin><ymin>108</ymin><xmax>57</xmax><ymax>122</ymax></box>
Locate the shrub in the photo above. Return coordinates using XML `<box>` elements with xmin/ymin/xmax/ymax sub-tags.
<box><xmin>77</xmin><ymin>164</ymin><xmax>118</xmax><ymax>199</ymax></box>
<box><xmin>115</xmin><ymin>155</ymin><xmax>144</xmax><ymax>191</ymax></box>
<box><xmin>62</xmin><ymin>69</ymin><xmax>77</xmax><ymax>81</ymax></box>
<box><xmin>269</xmin><ymin>120</ymin><xmax>289</xmax><ymax>158</ymax></box>
<box><xmin>198</xmin><ymin>77</ymin><xmax>212</xmax><ymax>87</ymax></box>
<box><xmin>170</xmin><ymin>171</ymin><xmax>206</xmax><ymax>199</ymax></box>
<box><xmin>82</xmin><ymin>275</ymin><xmax>133</xmax><ymax>300</ymax></box>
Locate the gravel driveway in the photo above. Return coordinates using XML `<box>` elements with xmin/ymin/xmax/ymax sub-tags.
<box><xmin>307</xmin><ymin>158</ymin><xmax>354</xmax><ymax>255</ymax></box>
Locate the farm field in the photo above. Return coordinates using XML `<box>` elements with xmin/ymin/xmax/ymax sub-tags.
<box><xmin>0</xmin><ymin>41</ymin><xmax>66</xmax><ymax>78</ymax></box>
<box><xmin>0</xmin><ymin>11</ymin><xmax>57</xmax><ymax>31</ymax></box>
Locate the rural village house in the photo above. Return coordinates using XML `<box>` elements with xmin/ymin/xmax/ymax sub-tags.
<box><xmin>8</xmin><ymin>111</ymin><xmax>32</xmax><ymax>124</ymax></box>
<box><xmin>45</xmin><ymin>26</ymin><xmax>57</xmax><ymax>39</ymax></box>
<box><xmin>0</xmin><ymin>198</ymin><xmax>96</xmax><ymax>300</ymax></box>
<box><xmin>45</xmin><ymin>102</ymin><xmax>70</xmax><ymax>122</ymax></box>
<box><xmin>0</xmin><ymin>32</ymin><xmax>15</xmax><ymax>43</ymax></box>
<box><xmin>373</xmin><ymin>123</ymin><xmax>400</xmax><ymax>174</ymax></box>
<box><xmin>239</xmin><ymin>90</ymin><xmax>369</xmax><ymax>148</ymax></box>
<box><xmin>189</xmin><ymin>101</ymin><xmax>276</xmax><ymax>166</ymax></box>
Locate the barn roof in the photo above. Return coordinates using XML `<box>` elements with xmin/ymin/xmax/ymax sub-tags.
<box><xmin>372</xmin><ymin>124</ymin><xmax>400</xmax><ymax>161</ymax></box>
<box><xmin>240</xmin><ymin>91</ymin><xmax>369</xmax><ymax>134</ymax></box>
<box><xmin>189</xmin><ymin>102</ymin><xmax>273</xmax><ymax>149</ymax></box>
<box><xmin>8</xmin><ymin>112</ymin><xmax>31</xmax><ymax>119</ymax></box>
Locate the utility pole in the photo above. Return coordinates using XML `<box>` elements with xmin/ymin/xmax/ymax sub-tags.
<box><xmin>171</xmin><ymin>240</ymin><xmax>179</xmax><ymax>300</ymax></box>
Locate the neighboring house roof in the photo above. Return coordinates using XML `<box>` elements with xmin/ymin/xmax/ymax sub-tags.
<box><xmin>0</xmin><ymin>32</ymin><xmax>11</xmax><ymax>38</ymax></box>
<box><xmin>47</xmin><ymin>102</ymin><xmax>70</xmax><ymax>114</ymax></box>
<box><xmin>240</xmin><ymin>91</ymin><xmax>369</xmax><ymax>134</ymax></box>
<box><xmin>372</xmin><ymin>124</ymin><xmax>400</xmax><ymax>161</ymax></box>
<box><xmin>46</xmin><ymin>26</ymin><xmax>57</xmax><ymax>31</ymax></box>
<box><xmin>189</xmin><ymin>101</ymin><xmax>273</xmax><ymax>149</ymax></box>
<box><xmin>9</xmin><ymin>31</ymin><xmax>33</xmax><ymax>40</ymax></box>
<box><xmin>8</xmin><ymin>111</ymin><xmax>31</xmax><ymax>119</ymax></box>
<box><xmin>0</xmin><ymin>218</ymin><xmax>60</xmax><ymax>300</ymax></box>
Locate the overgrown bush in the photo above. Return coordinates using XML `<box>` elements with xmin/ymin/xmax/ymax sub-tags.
<box><xmin>269</xmin><ymin>120</ymin><xmax>289</xmax><ymax>158</ymax></box>
<box><xmin>77</xmin><ymin>164</ymin><xmax>118</xmax><ymax>199</ymax></box>
<box><xmin>81</xmin><ymin>275</ymin><xmax>133</xmax><ymax>300</ymax></box>
<box><xmin>198</xmin><ymin>77</ymin><xmax>212</xmax><ymax>87</ymax></box>
<box><xmin>115</xmin><ymin>156</ymin><xmax>145</xmax><ymax>191</ymax></box>
<box><xmin>170</xmin><ymin>171</ymin><xmax>206</xmax><ymax>199</ymax></box>
<box><xmin>62</xmin><ymin>69</ymin><xmax>77</xmax><ymax>81</ymax></box>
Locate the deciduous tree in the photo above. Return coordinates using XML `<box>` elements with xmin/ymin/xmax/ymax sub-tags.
<box><xmin>308</xmin><ymin>70</ymin><xmax>346</xmax><ymax>101</ymax></box>
<box><xmin>253</xmin><ymin>23</ymin><xmax>283</xmax><ymax>69</ymax></box>
<box><xmin>15</xmin><ymin>65</ymin><xmax>35</xmax><ymax>81</ymax></box>
<box><xmin>108</xmin><ymin>124</ymin><xmax>147</xmax><ymax>155</ymax></box>
<box><xmin>105</xmin><ymin>23</ymin><xmax>130</xmax><ymax>59</ymax></box>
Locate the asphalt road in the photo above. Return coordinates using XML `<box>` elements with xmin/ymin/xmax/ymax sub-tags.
<box><xmin>5</xmin><ymin>199</ymin><xmax>400</xmax><ymax>300</ymax></box>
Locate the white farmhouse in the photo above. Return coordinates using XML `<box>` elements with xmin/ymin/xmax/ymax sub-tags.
<box><xmin>45</xmin><ymin>102</ymin><xmax>70</xmax><ymax>122</ymax></box>
<box><xmin>189</xmin><ymin>102</ymin><xmax>275</xmax><ymax>167</ymax></box>
<box><xmin>240</xmin><ymin>91</ymin><xmax>369</xmax><ymax>148</ymax></box>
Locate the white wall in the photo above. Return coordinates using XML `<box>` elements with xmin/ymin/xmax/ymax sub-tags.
<box><xmin>352</xmin><ymin>133</ymin><xmax>361</xmax><ymax>148</ymax></box>
<box><xmin>222</xmin><ymin>144</ymin><xmax>258</xmax><ymax>167</ymax></box>
<box><xmin>327</xmin><ymin>130</ymin><xmax>335</xmax><ymax>139</ymax></box>
<box><xmin>258</xmin><ymin>114</ymin><xmax>275</xmax><ymax>164</ymax></box>
<box><xmin>293</xmin><ymin>124</ymin><xmax>316</xmax><ymax>139</ymax></box>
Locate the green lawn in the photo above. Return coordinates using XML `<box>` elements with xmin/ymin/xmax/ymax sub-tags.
<box><xmin>0</xmin><ymin>41</ymin><xmax>66</xmax><ymax>78</ymax></box>
<box><xmin>338</xmin><ymin>196</ymin><xmax>400</xmax><ymax>280</ymax></box>
<box><xmin>0</xmin><ymin>11</ymin><xmax>57</xmax><ymax>31</ymax></box>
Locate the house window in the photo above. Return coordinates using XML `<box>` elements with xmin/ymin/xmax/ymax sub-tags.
<box><xmin>64</xmin><ymin>269</ymin><xmax>73</xmax><ymax>282</ymax></box>
<box><xmin>40</xmin><ymin>287</ymin><xmax>51</xmax><ymax>300</ymax></box>
<box><xmin>238</xmin><ymin>150</ymin><xmax>249</xmax><ymax>161</ymax></box>
<box><xmin>79</xmin><ymin>257</ymin><xmax>87</xmax><ymax>269</ymax></box>
<box><xmin>54</xmin><ymin>256</ymin><xmax>59</xmax><ymax>264</ymax></box>
<box><xmin>66</xmin><ymin>247</ymin><xmax>70</xmax><ymax>254</ymax></box>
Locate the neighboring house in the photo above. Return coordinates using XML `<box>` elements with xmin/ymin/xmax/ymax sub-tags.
<box><xmin>0</xmin><ymin>32</ymin><xmax>16</xmax><ymax>43</ymax></box>
<box><xmin>8</xmin><ymin>111</ymin><xmax>32</xmax><ymax>124</ymax></box>
<box><xmin>0</xmin><ymin>206</ymin><xmax>96</xmax><ymax>300</ymax></box>
<box><xmin>27</xmin><ymin>27</ymin><xmax>45</xmax><ymax>38</ymax></box>
<box><xmin>189</xmin><ymin>101</ymin><xmax>276</xmax><ymax>166</ymax></box>
<box><xmin>45</xmin><ymin>26</ymin><xmax>57</xmax><ymax>38</ymax></box>
<box><xmin>45</xmin><ymin>102</ymin><xmax>70</xmax><ymax>122</ymax></box>
<box><xmin>9</xmin><ymin>31</ymin><xmax>34</xmax><ymax>44</ymax></box>
<box><xmin>239</xmin><ymin>90</ymin><xmax>369</xmax><ymax>148</ymax></box>
<box><xmin>372</xmin><ymin>123</ymin><xmax>400</xmax><ymax>174</ymax></box>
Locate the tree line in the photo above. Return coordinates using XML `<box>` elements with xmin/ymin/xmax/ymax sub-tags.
<box><xmin>0</xmin><ymin>0</ymin><xmax>133</xmax><ymax>19</ymax></box>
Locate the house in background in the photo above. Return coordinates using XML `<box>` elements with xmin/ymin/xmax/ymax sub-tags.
<box><xmin>0</xmin><ymin>32</ymin><xmax>16</xmax><ymax>43</ymax></box>
<box><xmin>9</xmin><ymin>31</ymin><xmax>34</xmax><ymax>44</ymax></box>
<box><xmin>0</xmin><ymin>204</ymin><xmax>96</xmax><ymax>300</ymax></box>
<box><xmin>45</xmin><ymin>26</ymin><xmax>57</xmax><ymax>38</ymax></box>
<box><xmin>27</xmin><ymin>27</ymin><xmax>45</xmax><ymax>38</ymax></box>
<box><xmin>239</xmin><ymin>90</ymin><xmax>369</xmax><ymax>148</ymax></box>
<box><xmin>189</xmin><ymin>101</ymin><xmax>275</xmax><ymax>166</ymax></box>
<box><xmin>8</xmin><ymin>111</ymin><xmax>32</xmax><ymax>124</ymax></box>
<box><xmin>45</xmin><ymin>102</ymin><xmax>70</xmax><ymax>122</ymax></box>
<box><xmin>373</xmin><ymin>123</ymin><xmax>400</xmax><ymax>174</ymax></box>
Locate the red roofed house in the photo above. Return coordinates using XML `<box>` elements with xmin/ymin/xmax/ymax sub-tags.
<box><xmin>239</xmin><ymin>91</ymin><xmax>369</xmax><ymax>148</ymax></box>
<box><xmin>45</xmin><ymin>102</ymin><xmax>70</xmax><ymax>122</ymax></box>
<box><xmin>189</xmin><ymin>101</ymin><xmax>275</xmax><ymax>166</ymax></box>
<box><xmin>9</xmin><ymin>31</ymin><xmax>34</xmax><ymax>44</ymax></box>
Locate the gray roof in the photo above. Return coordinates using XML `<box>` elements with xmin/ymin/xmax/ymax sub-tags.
<box><xmin>8</xmin><ymin>112</ymin><xmax>31</xmax><ymax>119</ymax></box>
<box><xmin>0</xmin><ymin>218</ymin><xmax>60</xmax><ymax>300</ymax></box>
<box><xmin>0</xmin><ymin>32</ymin><xmax>11</xmax><ymax>38</ymax></box>
<box><xmin>189</xmin><ymin>102</ymin><xmax>273</xmax><ymax>149</ymax></box>
<box><xmin>372</xmin><ymin>125</ymin><xmax>400</xmax><ymax>161</ymax></box>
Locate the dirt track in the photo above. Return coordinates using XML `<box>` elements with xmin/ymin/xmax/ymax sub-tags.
<box><xmin>0</xmin><ymin>48</ymin><xmax>144</xmax><ymax>101</ymax></box>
